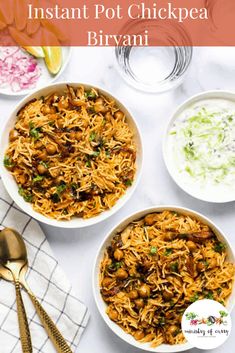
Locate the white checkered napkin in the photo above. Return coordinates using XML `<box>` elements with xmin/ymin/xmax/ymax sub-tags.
<box><xmin>0</xmin><ymin>178</ymin><xmax>89</xmax><ymax>353</ymax></box>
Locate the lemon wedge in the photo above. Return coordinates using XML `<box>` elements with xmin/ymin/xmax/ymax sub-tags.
<box><xmin>22</xmin><ymin>46</ymin><xmax>45</xmax><ymax>58</ymax></box>
<box><xmin>43</xmin><ymin>46</ymin><xmax>62</xmax><ymax>75</ymax></box>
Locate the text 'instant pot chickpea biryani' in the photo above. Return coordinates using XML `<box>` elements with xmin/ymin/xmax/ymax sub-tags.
<box><xmin>4</xmin><ymin>85</ymin><xmax>136</xmax><ymax>220</ymax></box>
<box><xmin>99</xmin><ymin>211</ymin><xmax>235</xmax><ymax>347</ymax></box>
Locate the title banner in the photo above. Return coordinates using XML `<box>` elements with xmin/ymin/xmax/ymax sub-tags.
<box><xmin>0</xmin><ymin>0</ymin><xmax>234</xmax><ymax>46</ymax></box>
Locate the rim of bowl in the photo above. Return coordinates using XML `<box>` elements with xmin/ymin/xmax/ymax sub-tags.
<box><xmin>162</xmin><ymin>90</ymin><xmax>235</xmax><ymax>203</ymax></box>
<box><xmin>0</xmin><ymin>47</ymin><xmax>73</xmax><ymax>97</ymax></box>
<box><xmin>0</xmin><ymin>81</ymin><xmax>143</xmax><ymax>228</ymax></box>
<box><xmin>92</xmin><ymin>205</ymin><xmax>235</xmax><ymax>353</ymax></box>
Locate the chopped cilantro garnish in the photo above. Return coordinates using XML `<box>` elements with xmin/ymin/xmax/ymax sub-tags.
<box><xmin>89</xmin><ymin>131</ymin><xmax>96</xmax><ymax>141</ymax></box>
<box><xmin>85</xmin><ymin>90</ymin><xmax>97</xmax><ymax>99</ymax></box>
<box><xmin>109</xmin><ymin>262</ymin><xmax>122</xmax><ymax>270</ymax></box>
<box><xmin>51</xmin><ymin>193</ymin><xmax>60</xmax><ymax>203</ymax></box>
<box><xmin>18</xmin><ymin>187</ymin><xmax>32</xmax><ymax>203</ymax></box>
<box><xmin>213</xmin><ymin>242</ymin><xmax>226</xmax><ymax>254</ymax></box>
<box><xmin>105</xmin><ymin>149</ymin><xmax>111</xmax><ymax>158</ymax></box>
<box><xmin>190</xmin><ymin>293</ymin><xmax>199</xmax><ymax>302</ymax></box>
<box><xmin>205</xmin><ymin>291</ymin><xmax>214</xmax><ymax>300</ymax></box>
<box><xmin>150</xmin><ymin>246</ymin><xmax>157</xmax><ymax>255</ymax></box>
<box><xmin>32</xmin><ymin>175</ymin><xmax>44</xmax><ymax>183</ymax></box>
<box><xmin>29</xmin><ymin>121</ymin><xmax>41</xmax><ymax>140</ymax></box>
<box><xmin>170</xmin><ymin>262</ymin><xmax>179</xmax><ymax>273</ymax></box>
<box><xmin>56</xmin><ymin>183</ymin><xmax>67</xmax><ymax>194</ymax></box>
<box><xmin>86</xmin><ymin>159</ymin><xmax>91</xmax><ymax>167</ymax></box>
<box><xmin>124</xmin><ymin>179</ymin><xmax>133</xmax><ymax>187</ymax></box>
<box><xmin>164</xmin><ymin>248</ymin><xmax>173</xmax><ymax>256</ymax></box>
<box><xmin>39</xmin><ymin>161</ymin><xmax>48</xmax><ymax>168</ymax></box>
<box><xmin>92</xmin><ymin>150</ymin><xmax>100</xmax><ymax>157</ymax></box>
<box><xmin>4</xmin><ymin>155</ymin><xmax>14</xmax><ymax>168</ymax></box>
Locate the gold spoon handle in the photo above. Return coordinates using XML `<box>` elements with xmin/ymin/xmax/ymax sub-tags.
<box><xmin>15</xmin><ymin>280</ymin><xmax>33</xmax><ymax>353</ymax></box>
<box><xmin>26</xmin><ymin>291</ymin><xmax>73</xmax><ymax>353</ymax></box>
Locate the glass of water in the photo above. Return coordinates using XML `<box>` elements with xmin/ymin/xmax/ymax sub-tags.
<box><xmin>115</xmin><ymin>20</ymin><xmax>193</xmax><ymax>93</ymax></box>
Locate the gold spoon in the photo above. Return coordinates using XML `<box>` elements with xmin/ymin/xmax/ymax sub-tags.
<box><xmin>0</xmin><ymin>228</ymin><xmax>73</xmax><ymax>353</ymax></box>
<box><xmin>0</xmin><ymin>228</ymin><xmax>32</xmax><ymax>353</ymax></box>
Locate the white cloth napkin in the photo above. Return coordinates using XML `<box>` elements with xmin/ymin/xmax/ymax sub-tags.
<box><xmin>0</xmin><ymin>178</ymin><xmax>89</xmax><ymax>353</ymax></box>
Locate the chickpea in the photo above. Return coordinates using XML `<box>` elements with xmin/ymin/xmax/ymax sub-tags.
<box><xmin>35</xmin><ymin>141</ymin><xmax>43</xmax><ymax>149</ymax></box>
<box><xmin>187</xmin><ymin>241</ymin><xmax>197</xmax><ymax>252</ymax></box>
<box><xmin>48</xmin><ymin>113</ymin><xmax>58</xmax><ymax>121</ymax></box>
<box><xmin>55</xmin><ymin>176</ymin><xmax>64</xmax><ymax>185</ymax></box>
<box><xmin>41</xmin><ymin>105</ymin><xmax>56</xmax><ymax>115</ymax></box>
<box><xmin>38</xmin><ymin>149</ymin><xmax>47</xmax><ymax>161</ymax></box>
<box><xmin>108</xmin><ymin>308</ymin><xmax>118</xmax><ymax>321</ymax></box>
<box><xmin>114</xmin><ymin>249</ymin><xmax>124</xmax><ymax>261</ymax></box>
<box><xmin>209</xmin><ymin>258</ymin><xmax>217</xmax><ymax>269</ymax></box>
<box><xmin>22</xmin><ymin>121</ymin><xmax>29</xmax><ymax>129</ymax></box>
<box><xmin>46</xmin><ymin>144</ymin><xmax>57</xmax><ymax>155</ymax></box>
<box><xmin>102</xmin><ymin>277</ymin><xmax>114</xmax><ymax>288</ymax></box>
<box><xmin>17</xmin><ymin>174</ymin><xmax>27</xmax><ymax>185</ymax></box>
<box><xmin>134</xmin><ymin>331</ymin><xmax>145</xmax><ymax>340</ymax></box>
<box><xmin>135</xmin><ymin>299</ymin><xmax>145</xmax><ymax>309</ymax></box>
<box><xmin>75</xmin><ymin>131</ymin><xmax>83</xmax><ymax>140</ymax></box>
<box><xmin>143</xmin><ymin>333</ymin><xmax>154</xmax><ymax>342</ymax></box>
<box><xmin>83</xmin><ymin>120</ymin><xmax>89</xmax><ymax>128</ymax></box>
<box><xmin>9</xmin><ymin>129</ymin><xmax>19</xmax><ymax>142</ymax></box>
<box><xmin>138</xmin><ymin>284</ymin><xmax>151</xmax><ymax>298</ymax></box>
<box><xmin>162</xmin><ymin>290</ymin><xmax>174</xmax><ymax>301</ymax></box>
<box><xmin>116</xmin><ymin>268</ymin><xmax>128</xmax><ymax>280</ymax></box>
<box><xmin>129</xmin><ymin>267</ymin><xmax>137</xmax><ymax>277</ymax></box>
<box><xmin>37</xmin><ymin>164</ymin><xmax>47</xmax><ymax>175</ymax></box>
<box><xmin>164</xmin><ymin>232</ymin><xmax>176</xmax><ymax>241</ymax></box>
<box><xmin>128</xmin><ymin>290</ymin><xmax>139</xmax><ymax>300</ymax></box>
<box><xmin>69</xmin><ymin>131</ymin><xmax>76</xmax><ymax>140</ymax></box>
<box><xmin>144</xmin><ymin>213</ymin><xmax>159</xmax><ymax>226</ymax></box>
<box><xmin>196</xmin><ymin>261</ymin><xmax>207</xmax><ymax>273</ymax></box>
<box><xmin>114</xmin><ymin>111</ymin><xmax>124</xmax><ymax>120</ymax></box>
<box><xmin>57</xmin><ymin>118</ymin><xmax>64</xmax><ymax>129</ymax></box>
<box><xmin>168</xmin><ymin>325</ymin><xmax>179</xmax><ymax>337</ymax></box>
<box><xmin>58</xmin><ymin>99</ymin><xmax>69</xmax><ymax>109</ymax></box>
<box><xmin>105</xmin><ymin>112</ymin><xmax>113</xmax><ymax>121</ymax></box>
<box><xmin>49</xmin><ymin>168</ymin><xmax>60</xmax><ymax>178</ymax></box>
<box><xmin>95</xmin><ymin>97</ymin><xmax>104</xmax><ymax>105</ymax></box>
<box><xmin>94</xmin><ymin>97</ymin><xmax>107</xmax><ymax>113</ymax></box>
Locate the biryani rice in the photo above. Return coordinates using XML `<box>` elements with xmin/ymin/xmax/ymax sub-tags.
<box><xmin>4</xmin><ymin>85</ymin><xmax>136</xmax><ymax>220</ymax></box>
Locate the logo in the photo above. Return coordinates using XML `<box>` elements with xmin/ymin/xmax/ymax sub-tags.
<box><xmin>182</xmin><ymin>299</ymin><xmax>232</xmax><ymax>349</ymax></box>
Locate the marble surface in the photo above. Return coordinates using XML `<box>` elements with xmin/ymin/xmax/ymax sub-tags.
<box><xmin>1</xmin><ymin>47</ymin><xmax>235</xmax><ymax>353</ymax></box>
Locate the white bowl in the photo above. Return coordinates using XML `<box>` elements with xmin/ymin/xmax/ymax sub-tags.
<box><xmin>93</xmin><ymin>206</ymin><xmax>235</xmax><ymax>352</ymax></box>
<box><xmin>0</xmin><ymin>82</ymin><xmax>143</xmax><ymax>228</ymax></box>
<box><xmin>163</xmin><ymin>90</ymin><xmax>235</xmax><ymax>203</ymax></box>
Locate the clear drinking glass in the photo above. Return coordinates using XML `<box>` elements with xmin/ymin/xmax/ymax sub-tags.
<box><xmin>115</xmin><ymin>20</ymin><xmax>193</xmax><ymax>93</ymax></box>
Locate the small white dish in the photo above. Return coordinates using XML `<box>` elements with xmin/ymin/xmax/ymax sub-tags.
<box><xmin>163</xmin><ymin>91</ymin><xmax>235</xmax><ymax>203</ymax></box>
<box><xmin>0</xmin><ymin>82</ymin><xmax>143</xmax><ymax>228</ymax></box>
<box><xmin>0</xmin><ymin>47</ymin><xmax>71</xmax><ymax>96</ymax></box>
<box><xmin>93</xmin><ymin>206</ymin><xmax>235</xmax><ymax>352</ymax></box>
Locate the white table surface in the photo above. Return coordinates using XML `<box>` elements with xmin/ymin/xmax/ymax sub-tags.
<box><xmin>1</xmin><ymin>47</ymin><xmax>235</xmax><ymax>353</ymax></box>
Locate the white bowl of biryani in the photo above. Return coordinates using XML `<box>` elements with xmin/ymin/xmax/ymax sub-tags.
<box><xmin>93</xmin><ymin>206</ymin><xmax>235</xmax><ymax>352</ymax></box>
<box><xmin>0</xmin><ymin>82</ymin><xmax>143</xmax><ymax>228</ymax></box>
<box><xmin>163</xmin><ymin>90</ymin><xmax>235</xmax><ymax>203</ymax></box>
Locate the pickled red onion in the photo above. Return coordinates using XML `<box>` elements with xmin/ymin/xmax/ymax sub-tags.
<box><xmin>0</xmin><ymin>47</ymin><xmax>41</xmax><ymax>92</ymax></box>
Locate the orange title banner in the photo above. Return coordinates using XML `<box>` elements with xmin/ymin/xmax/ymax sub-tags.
<box><xmin>0</xmin><ymin>0</ymin><xmax>234</xmax><ymax>46</ymax></box>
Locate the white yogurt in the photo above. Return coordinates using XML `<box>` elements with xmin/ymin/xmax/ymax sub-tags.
<box><xmin>166</xmin><ymin>98</ymin><xmax>235</xmax><ymax>202</ymax></box>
